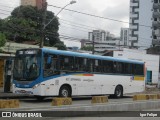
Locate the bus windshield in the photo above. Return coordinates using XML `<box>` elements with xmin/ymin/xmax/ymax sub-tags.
<box><xmin>13</xmin><ymin>50</ymin><xmax>41</xmax><ymax>81</ymax></box>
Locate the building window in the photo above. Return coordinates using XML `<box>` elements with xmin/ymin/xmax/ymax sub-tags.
<box><xmin>153</xmin><ymin>35</ymin><xmax>157</xmax><ymax>39</ymax></box>
<box><xmin>154</xmin><ymin>0</ymin><xmax>158</xmax><ymax>3</ymax></box>
<box><xmin>154</xmin><ymin>18</ymin><xmax>158</xmax><ymax>21</ymax></box>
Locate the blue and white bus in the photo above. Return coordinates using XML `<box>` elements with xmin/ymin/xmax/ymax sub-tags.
<box><xmin>13</xmin><ymin>48</ymin><xmax>145</xmax><ymax>100</ymax></box>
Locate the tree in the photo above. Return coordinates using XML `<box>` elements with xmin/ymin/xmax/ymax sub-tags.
<box><xmin>0</xmin><ymin>33</ymin><xmax>6</xmax><ymax>47</ymax></box>
<box><xmin>81</xmin><ymin>46</ymin><xmax>93</xmax><ymax>51</ymax></box>
<box><xmin>54</xmin><ymin>41</ymin><xmax>67</xmax><ymax>50</ymax></box>
<box><xmin>1</xmin><ymin>5</ymin><xmax>66</xmax><ymax>50</ymax></box>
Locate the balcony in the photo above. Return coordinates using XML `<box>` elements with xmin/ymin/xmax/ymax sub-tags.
<box><xmin>130</xmin><ymin>3</ymin><xmax>139</xmax><ymax>7</ymax></box>
<box><xmin>152</xmin><ymin>21</ymin><xmax>160</xmax><ymax>28</ymax></box>
<box><xmin>153</xmin><ymin>3</ymin><xmax>160</xmax><ymax>9</ymax></box>
<box><xmin>152</xmin><ymin>39</ymin><xmax>160</xmax><ymax>45</ymax></box>
<box><xmin>152</xmin><ymin>21</ymin><xmax>160</xmax><ymax>27</ymax></box>
<box><xmin>153</xmin><ymin>12</ymin><xmax>160</xmax><ymax>18</ymax></box>
<box><xmin>153</xmin><ymin>29</ymin><xmax>160</xmax><ymax>36</ymax></box>
<box><xmin>130</xmin><ymin>12</ymin><xmax>139</xmax><ymax>17</ymax></box>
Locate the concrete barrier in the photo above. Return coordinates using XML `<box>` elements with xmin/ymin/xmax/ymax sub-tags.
<box><xmin>148</xmin><ymin>94</ymin><xmax>158</xmax><ymax>100</ymax></box>
<box><xmin>0</xmin><ymin>99</ymin><xmax>19</xmax><ymax>108</ymax></box>
<box><xmin>133</xmin><ymin>94</ymin><xmax>160</xmax><ymax>101</ymax></box>
<box><xmin>157</xmin><ymin>94</ymin><xmax>160</xmax><ymax>99</ymax></box>
<box><xmin>133</xmin><ymin>94</ymin><xmax>149</xmax><ymax>101</ymax></box>
<box><xmin>91</xmin><ymin>96</ymin><xmax>108</xmax><ymax>104</ymax></box>
<box><xmin>51</xmin><ymin>97</ymin><xmax>72</xmax><ymax>106</ymax></box>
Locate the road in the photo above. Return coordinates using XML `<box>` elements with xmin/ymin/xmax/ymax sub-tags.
<box><xmin>1</xmin><ymin>96</ymin><xmax>160</xmax><ymax>120</ymax></box>
<box><xmin>17</xmin><ymin>96</ymin><xmax>133</xmax><ymax>110</ymax></box>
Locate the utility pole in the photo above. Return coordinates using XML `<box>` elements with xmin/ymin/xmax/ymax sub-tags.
<box><xmin>39</xmin><ymin>0</ymin><xmax>76</xmax><ymax>48</ymax></box>
<box><xmin>92</xmin><ymin>34</ymin><xmax>95</xmax><ymax>54</ymax></box>
<box><xmin>40</xmin><ymin>1</ymin><xmax>47</xmax><ymax>48</ymax></box>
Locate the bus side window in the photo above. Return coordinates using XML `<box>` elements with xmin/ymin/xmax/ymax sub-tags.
<box><xmin>74</xmin><ymin>57</ymin><xmax>86</xmax><ymax>72</ymax></box>
<box><xmin>103</xmin><ymin>60</ymin><xmax>113</xmax><ymax>73</ymax></box>
<box><xmin>60</xmin><ymin>55</ymin><xmax>74</xmax><ymax>71</ymax></box>
<box><xmin>43</xmin><ymin>54</ymin><xmax>59</xmax><ymax>77</ymax></box>
<box><xmin>133</xmin><ymin>64</ymin><xmax>144</xmax><ymax>75</ymax></box>
<box><xmin>116</xmin><ymin>62</ymin><xmax>123</xmax><ymax>74</ymax></box>
<box><xmin>97</xmin><ymin>60</ymin><xmax>102</xmax><ymax>72</ymax></box>
<box><xmin>124</xmin><ymin>63</ymin><xmax>132</xmax><ymax>75</ymax></box>
<box><xmin>93</xmin><ymin>59</ymin><xmax>99</xmax><ymax>72</ymax></box>
<box><xmin>86</xmin><ymin>59</ymin><xmax>91</xmax><ymax>72</ymax></box>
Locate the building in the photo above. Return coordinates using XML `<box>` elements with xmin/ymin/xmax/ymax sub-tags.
<box><xmin>103</xmin><ymin>48</ymin><xmax>160</xmax><ymax>84</ymax></box>
<box><xmin>88</xmin><ymin>30</ymin><xmax>106</xmax><ymax>42</ymax></box>
<box><xmin>129</xmin><ymin>0</ymin><xmax>160</xmax><ymax>49</ymax></box>
<box><xmin>120</xmin><ymin>28</ymin><xmax>129</xmax><ymax>47</ymax></box>
<box><xmin>87</xmin><ymin>30</ymin><xmax>121</xmax><ymax>54</ymax></box>
<box><xmin>152</xmin><ymin>0</ymin><xmax>160</xmax><ymax>46</ymax></box>
<box><xmin>82</xmin><ymin>40</ymin><xmax>120</xmax><ymax>54</ymax></box>
<box><xmin>21</xmin><ymin>0</ymin><xmax>46</xmax><ymax>9</ymax></box>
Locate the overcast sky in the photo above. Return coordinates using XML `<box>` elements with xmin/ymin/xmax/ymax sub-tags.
<box><xmin>0</xmin><ymin>0</ymin><xmax>129</xmax><ymax>48</ymax></box>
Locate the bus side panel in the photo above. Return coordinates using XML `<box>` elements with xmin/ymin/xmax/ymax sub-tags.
<box><xmin>28</xmin><ymin>74</ymin><xmax>145</xmax><ymax>96</ymax></box>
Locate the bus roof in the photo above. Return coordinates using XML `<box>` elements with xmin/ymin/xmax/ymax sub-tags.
<box><xmin>42</xmin><ymin>48</ymin><xmax>144</xmax><ymax>64</ymax></box>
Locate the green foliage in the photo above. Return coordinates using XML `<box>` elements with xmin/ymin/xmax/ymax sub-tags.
<box><xmin>0</xmin><ymin>33</ymin><xmax>6</xmax><ymax>47</ymax></box>
<box><xmin>81</xmin><ymin>46</ymin><xmax>93</xmax><ymax>51</ymax></box>
<box><xmin>54</xmin><ymin>41</ymin><xmax>67</xmax><ymax>50</ymax></box>
<box><xmin>1</xmin><ymin>5</ymin><xmax>65</xmax><ymax>48</ymax></box>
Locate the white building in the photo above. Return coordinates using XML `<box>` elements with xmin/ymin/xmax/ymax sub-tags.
<box><xmin>84</xmin><ymin>40</ymin><xmax>120</xmax><ymax>54</ymax></box>
<box><xmin>104</xmin><ymin>48</ymin><xmax>159</xmax><ymax>84</ymax></box>
<box><xmin>120</xmin><ymin>28</ymin><xmax>129</xmax><ymax>46</ymax></box>
<box><xmin>129</xmin><ymin>0</ymin><xmax>160</xmax><ymax>49</ymax></box>
<box><xmin>87</xmin><ymin>30</ymin><xmax>121</xmax><ymax>54</ymax></box>
<box><xmin>88</xmin><ymin>30</ymin><xmax>106</xmax><ymax>42</ymax></box>
<box><xmin>152</xmin><ymin>0</ymin><xmax>160</xmax><ymax>46</ymax></box>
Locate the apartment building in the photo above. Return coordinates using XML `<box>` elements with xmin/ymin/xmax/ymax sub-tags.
<box><xmin>152</xmin><ymin>0</ymin><xmax>160</xmax><ymax>46</ymax></box>
<box><xmin>129</xmin><ymin>0</ymin><xmax>160</xmax><ymax>49</ymax></box>
<box><xmin>21</xmin><ymin>0</ymin><xmax>46</xmax><ymax>9</ymax></box>
<box><xmin>120</xmin><ymin>28</ymin><xmax>129</xmax><ymax>46</ymax></box>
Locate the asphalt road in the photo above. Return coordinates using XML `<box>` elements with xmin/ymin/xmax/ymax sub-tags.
<box><xmin>1</xmin><ymin>96</ymin><xmax>160</xmax><ymax>119</ymax></box>
<box><xmin>17</xmin><ymin>96</ymin><xmax>133</xmax><ymax>109</ymax></box>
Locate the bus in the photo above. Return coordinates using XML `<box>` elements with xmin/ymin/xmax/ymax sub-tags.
<box><xmin>12</xmin><ymin>48</ymin><xmax>145</xmax><ymax>100</ymax></box>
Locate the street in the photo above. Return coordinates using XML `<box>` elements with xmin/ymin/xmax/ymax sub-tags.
<box><xmin>1</xmin><ymin>96</ymin><xmax>160</xmax><ymax>119</ymax></box>
<box><xmin>16</xmin><ymin>96</ymin><xmax>133</xmax><ymax>110</ymax></box>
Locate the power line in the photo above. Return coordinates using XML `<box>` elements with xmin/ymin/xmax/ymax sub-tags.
<box><xmin>59</xmin><ymin>32</ymin><xmax>87</xmax><ymax>39</ymax></box>
<box><xmin>48</xmin><ymin>4</ymin><xmax>152</xmax><ymax>28</ymax></box>
<box><xmin>0</xmin><ymin>3</ymin><xmax>153</xmax><ymax>29</ymax></box>
<box><xmin>0</xmin><ymin>9</ymin><xmax>12</xmax><ymax>13</ymax></box>
<box><xmin>0</xmin><ymin>4</ymin><xmax>16</xmax><ymax>9</ymax></box>
<box><xmin>60</xmin><ymin>24</ymin><xmax>89</xmax><ymax>32</ymax></box>
<box><xmin>0</xmin><ymin>12</ymin><xmax>10</xmax><ymax>16</ymax></box>
<box><xmin>60</xmin><ymin>21</ymin><xmax>93</xmax><ymax>31</ymax></box>
<box><xmin>59</xmin><ymin>18</ymin><xmax>101</xmax><ymax>30</ymax></box>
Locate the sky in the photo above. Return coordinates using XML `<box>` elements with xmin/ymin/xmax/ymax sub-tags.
<box><xmin>0</xmin><ymin>0</ymin><xmax>129</xmax><ymax>48</ymax></box>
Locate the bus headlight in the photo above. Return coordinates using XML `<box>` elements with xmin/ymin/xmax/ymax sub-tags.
<box><xmin>32</xmin><ymin>84</ymin><xmax>40</xmax><ymax>89</ymax></box>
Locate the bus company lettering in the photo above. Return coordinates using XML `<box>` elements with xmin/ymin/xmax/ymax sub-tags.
<box><xmin>83</xmin><ymin>79</ymin><xmax>94</xmax><ymax>82</ymax></box>
<box><xmin>70</xmin><ymin>78</ymin><xmax>81</xmax><ymax>81</ymax></box>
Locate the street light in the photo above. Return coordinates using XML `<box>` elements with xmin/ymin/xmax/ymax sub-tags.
<box><xmin>40</xmin><ymin>0</ymin><xmax>77</xmax><ymax>48</ymax></box>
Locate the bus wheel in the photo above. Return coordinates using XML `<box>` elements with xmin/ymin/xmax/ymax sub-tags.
<box><xmin>114</xmin><ymin>85</ymin><xmax>123</xmax><ymax>98</ymax></box>
<box><xmin>59</xmin><ymin>86</ymin><xmax>71</xmax><ymax>97</ymax></box>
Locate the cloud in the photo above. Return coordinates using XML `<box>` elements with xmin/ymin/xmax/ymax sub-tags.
<box><xmin>1</xmin><ymin>0</ymin><xmax>129</xmax><ymax>47</ymax></box>
<box><xmin>0</xmin><ymin>0</ymin><xmax>19</xmax><ymax>19</ymax></box>
<box><xmin>47</xmin><ymin>0</ymin><xmax>130</xmax><ymax>47</ymax></box>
